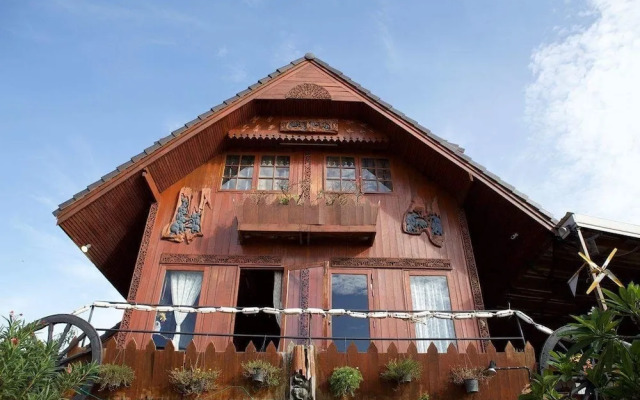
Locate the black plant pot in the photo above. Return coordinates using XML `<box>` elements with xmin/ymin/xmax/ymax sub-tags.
<box><xmin>464</xmin><ymin>378</ymin><xmax>479</xmax><ymax>393</ymax></box>
<box><xmin>252</xmin><ymin>369</ymin><xmax>265</xmax><ymax>384</ymax></box>
<box><xmin>400</xmin><ymin>374</ymin><xmax>412</xmax><ymax>384</ymax></box>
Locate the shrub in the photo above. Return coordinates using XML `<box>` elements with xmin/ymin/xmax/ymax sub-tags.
<box><xmin>329</xmin><ymin>366</ymin><xmax>363</xmax><ymax>398</ymax></box>
<box><xmin>168</xmin><ymin>366</ymin><xmax>220</xmax><ymax>396</ymax></box>
<box><xmin>241</xmin><ymin>359</ymin><xmax>282</xmax><ymax>387</ymax></box>
<box><xmin>380</xmin><ymin>357</ymin><xmax>422</xmax><ymax>383</ymax></box>
<box><xmin>449</xmin><ymin>366</ymin><xmax>490</xmax><ymax>385</ymax></box>
<box><xmin>0</xmin><ymin>312</ymin><xmax>98</xmax><ymax>400</ymax></box>
<box><xmin>96</xmin><ymin>363</ymin><xmax>135</xmax><ymax>391</ymax></box>
<box><xmin>418</xmin><ymin>393</ymin><xmax>430</xmax><ymax>400</ymax></box>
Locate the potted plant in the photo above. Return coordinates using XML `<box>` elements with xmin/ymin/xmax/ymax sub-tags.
<box><xmin>450</xmin><ymin>366</ymin><xmax>491</xmax><ymax>393</ymax></box>
<box><xmin>241</xmin><ymin>359</ymin><xmax>282</xmax><ymax>387</ymax></box>
<box><xmin>329</xmin><ymin>366</ymin><xmax>363</xmax><ymax>398</ymax></box>
<box><xmin>418</xmin><ymin>393</ymin><xmax>430</xmax><ymax>400</ymax></box>
<box><xmin>381</xmin><ymin>357</ymin><xmax>423</xmax><ymax>384</ymax></box>
<box><xmin>96</xmin><ymin>363</ymin><xmax>135</xmax><ymax>391</ymax></box>
<box><xmin>168</xmin><ymin>366</ymin><xmax>220</xmax><ymax>396</ymax></box>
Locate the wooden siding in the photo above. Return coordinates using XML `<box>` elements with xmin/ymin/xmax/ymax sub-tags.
<box><xmin>125</xmin><ymin>148</ymin><xmax>484</xmax><ymax>351</ymax></box>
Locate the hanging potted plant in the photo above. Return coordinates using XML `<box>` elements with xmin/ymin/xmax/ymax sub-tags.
<box><xmin>381</xmin><ymin>358</ymin><xmax>423</xmax><ymax>384</ymax></box>
<box><xmin>329</xmin><ymin>366</ymin><xmax>363</xmax><ymax>399</ymax></box>
<box><xmin>241</xmin><ymin>359</ymin><xmax>282</xmax><ymax>387</ymax></box>
<box><xmin>96</xmin><ymin>363</ymin><xmax>135</xmax><ymax>392</ymax></box>
<box><xmin>168</xmin><ymin>366</ymin><xmax>220</xmax><ymax>396</ymax></box>
<box><xmin>449</xmin><ymin>366</ymin><xmax>491</xmax><ymax>393</ymax></box>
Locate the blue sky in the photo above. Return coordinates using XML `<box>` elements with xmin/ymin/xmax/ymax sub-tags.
<box><xmin>1</xmin><ymin>0</ymin><xmax>638</xmax><ymax>326</ymax></box>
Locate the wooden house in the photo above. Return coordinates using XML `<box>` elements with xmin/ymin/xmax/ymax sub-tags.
<box><xmin>54</xmin><ymin>54</ymin><xmax>563</xmax><ymax>399</ymax></box>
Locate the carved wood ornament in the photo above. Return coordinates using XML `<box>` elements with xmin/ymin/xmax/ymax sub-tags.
<box><xmin>280</xmin><ymin>120</ymin><xmax>338</xmax><ymax>134</ymax></box>
<box><xmin>162</xmin><ymin>187</ymin><xmax>211</xmax><ymax>244</ymax></box>
<box><xmin>285</xmin><ymin>83</ymin><xmax>331</xmax><ymax>100</ymax></box>
<box><xmin>402</xmin><ymin>197</ymin><xmax>444</xmax><ymax>247</ymax></box>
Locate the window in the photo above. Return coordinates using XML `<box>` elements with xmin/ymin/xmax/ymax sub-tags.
<box><xmin>325</xmin><ymin>156</ymin><xmax>393</xmax><ymax>193</ymax></box>
<box><xmin>221</xmin><ymin>155</ymin><xmax>255</xmax><ymax>190</ymax></box>
<box><xmin>153</xmin><ymin>270</ymin><xmax>203</xmax><ymax>350</ymax></box>
<box><xmin>258</xmin><ymin>156</ymin><xmax>290</xmax><ymax>191</ymax></box>
<box><xmin>409</xmin><ymin>276</ymin><xmax>456</xmax><ymax>353</ymax></box>
<box><xmin>361</xmin><ymin>158</ymin><xmax>393</xmax><ymax>193</ymax></box>
<box><xmin>331</xmin><ymin>273</ymin><xmax>370</xmax><ymax>352</ymax></box>
<box><xmin>325</xmin><ymin>156</ymin><xmax>357</xmax><ymax>192</ymax></box>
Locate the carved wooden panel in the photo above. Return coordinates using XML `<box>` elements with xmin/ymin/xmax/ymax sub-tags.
<box><xmin>331</xmin><ymin>257</ymin><xmax>451</xmax><ymax>270</ymax></box>
<box><xmin>160</xmin><ymin>253</ymin><xmax>282</xmax><ymax>265</ymax></box>
<box><xmin>161</xmin><ymin>187</ymin><xmax>211</xmax><ymax>244</ymax></box>
<box><xmin>280</xmin><ymin>120</ymin><xmax>338</xmax><ymax>134</ymax></box>
<box><xmin>402</xmin><ymin>197</ymin><xmax>444</xmax><ymax>247</ymax></box>
<box><xmin>285</xmin><ymin>83</ymin><xmax>331</xmax><ymax>100</ymax></box>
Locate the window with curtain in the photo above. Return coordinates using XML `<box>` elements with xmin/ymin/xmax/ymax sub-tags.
<box><xmin>409</xmin><ymin>276</ymin><xmax>456</xmax><ymax>353</ymax></box>
<box><xmin>258</xmin><ymin>155</ymin><xmax>290</xmax><ymax>191</ymax></box>
<box><xmin>221</xmin><ymin>155</ymin><xmax>255</xmax><ymax>190</ymax></box>
<box><xmin>153</xmin><ymin>270</ymin><xmax>203</xmax><ymax>350</ymax></box>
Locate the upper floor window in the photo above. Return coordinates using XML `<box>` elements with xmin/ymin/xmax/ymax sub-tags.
<box><xmin>221</xmin><ymin>155</ymin><xmax>255</xmax><ymax>190</ymax></box>
<box><xmin>258</xmin><ymin>156</ymin><xmax>290</xmax><ymax>191</ymax></box>
<box><xmin>325</xmin><ymin>156</ymin><xmax>393</xmax><ymax>193</ymax></box>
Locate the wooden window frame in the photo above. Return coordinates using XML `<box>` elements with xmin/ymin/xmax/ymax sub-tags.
<box><xmin>220</xmin><ymin>154</ymin><xmax>257</xmax><ymax>192</ymax></box>
<box><xmin>256</xmin><ymin>155</ymin><xmax>292</xmax><ymax>192</ymax></box>
<box><xmin>323</xmin><ymin>155</ymin><xmax>394</xmax><ymax>194</ymax></box>
<box><xmin>219</xmin><ymin>153</ymin><xmax>293</xmax><ymax>193</ymax></box>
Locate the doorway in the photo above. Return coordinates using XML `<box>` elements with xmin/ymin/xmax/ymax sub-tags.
<box><xmin>233</xmin><ymin>269</ymin><xmax>282</xmax><ymax>351</ymax></box>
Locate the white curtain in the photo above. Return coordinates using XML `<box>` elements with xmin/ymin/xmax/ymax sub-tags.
<box><xmin>273</xmin><ymin>271</ymin><xmax>283</xmax><ymax>326</ymax></box>
<box><xmin>170</xmin><ymin>271</ymin><xmax>203</xmax><ymax>348</ymax></box>
<box><xmin>410</xmin><ymin>276</ymin><xmax>456</xmax><ymax>353</ymax></box>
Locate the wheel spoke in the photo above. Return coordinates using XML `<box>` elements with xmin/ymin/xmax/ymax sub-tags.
<box><xmin>55</xmin><ymin>323</ymin><xmax>73</xmax><ymax>353</ymax></box>
<box><xmin>59</xmin><ymin>349</ymin><xmax>92</xmax><ymax>365</ymax></box>
<box><xmin>47</xmin><ymin>324</ymin><xmax>54</xmax><ymax>343</ymax></box>
<box><xmin>59</xmin><ymin>333</ymin><xmax>86</xmax><ymax>360</ymax></box>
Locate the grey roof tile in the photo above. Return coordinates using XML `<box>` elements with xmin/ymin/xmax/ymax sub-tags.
<box><xmin>277</xmin><ymin>63</ymin><xmax>294</xmax><ymax>73</ymax></box>
<box><xmin>101</xmin><ymin>169</ymin><xmax>119</xmax><ymax>182</ymax></box>
<box><xmin>185</xmin><ymin>118</ymin><xmax>200</xmax><ymax>128</ymax></box>
<box><xmin>258</xmin><ymin>76</ymin><xmax>272</xmax><ymax>84</ymax></box>
<box><xmin>131</xmin><ymin>152</ymin><xmax>146</xmax><ymax>163</ymax></box>
<box><xmin>211</xmin><ymin>103</ymin><xmax>226</xmax><ymax>112</ymax></box>
<box><xmin>171</xmin><ymin>126</ymin><xmax>187</xmax><ymax>137</ymax></box>
<box><xmin>117</xmin><ymin>160</ymin><xmax>134</xmax><ymax>171</ymax></box>
<box><xmin>198</xmin><ymin>110</ymin><xmax>214</xmax><ymax>120</ymax></box>
<box><xmin>73</xmin><ymin>189</ymin><xmax>90</xmax><ymax>200</ymax></box>
<box><xmin>223</xmin><ymin>96</ymin><xmax>239</xmax><ymax>105</ymax></box>
<box><xmin>87</xmin><ymin>179</ymin><xmax>103</xmax><ymax>191</ymax></box>
<box><xmin>236</xmin><ymin>88</ymin><xmax>251</xmax><ymax>97</ymax></box>
<box><xmin>248</xmin><ymin>82</ymin><xmax>262</xmax><ymax>90</ymax></box>
<box><xmin>144</xmin><ymin>143</ymin><xmax>161</xmax><ymax>155</ymax></box>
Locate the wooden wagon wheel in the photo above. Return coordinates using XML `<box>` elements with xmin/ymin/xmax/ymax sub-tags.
<box><xmin>38</xmin><ymin>314</ymin><xmax>103</xmax><ymax>400</ymax></box>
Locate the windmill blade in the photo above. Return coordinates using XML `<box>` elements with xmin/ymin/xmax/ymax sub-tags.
<box><xmin>586</xmin><ymin>272</ymin><xmax>607</xmax><ymax>294</ymax></box>
<box><xmin>600</xmin><ymin>248</ymin><xmax>618</xmax><ymax>271</ymax></box>
<box><xmin>604</xmin><ymin>269</ymin><xmax>624</xmax><ymax>287</ymax></box>
<box><xmin>578</xmin><ymin>252</ymin><xmax>602</xmax><ymax>272</ymax></box>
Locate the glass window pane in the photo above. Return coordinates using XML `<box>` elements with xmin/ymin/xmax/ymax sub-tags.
<box><xmin>238</xmin><ymin>166</ymin><xmax>253</xmax><ymax>178</ymax></box>
<box><xmin>379</xmin><ymin>181</ymin><xmax>393</xmax><ymax>192</ymax></box>
<box><xmin>261</xmin><ymin>156</ymin><xmax>275</xmax><ymax>166</ymax></box>
<box><xmin>226</xmin><ymin>155</ymin><xmax>240</xmax><ymax>166</ymax></box>
<box><xmin>221</xmin><ymin>178</ymin><xmax>236</xmax><ymax>190</ymax></box>
<box><xmin>380</xmin><ymin>170</ymin><xmax>392</xmax><ymax>180</ymax></box>
<box><xmin>236</xmin><ymin>178</ymin><xmax>252</xmax><ymax>190</ymax></box>
<box><xmin>259</xmin><ymin>166</ymin><xmax>274</xmax><ymax>178</ymax></box>
<box><xmin>153</xmin><ymin>271</ymin><xmax>203</xmax><ymax>350</ymax></box>
<box><xmin>327</xmin><ymin>156</ymin><xmax>340</xmax><ymax>167</ymax></box>
<box><xmin>362</xmin><ymin>180</ymin><xmax>378</xmax><ymax>192</ymax></box>
<box><xmin>341</xmin><ymin>157</ymin><xmax>355</xmax><ymax>168</ymax></box>
<box><xmin>276</xmin><ymin>156</ymin><xmax>290</xmax><ymax>166</ymax></box>
<box><xmin>326</xmin><ymin>180</ymin><xmax>341</xmax><ymax>191</ymax></box>
<box><xmin>341</xmin><ymin>180</ymin><xmax>356</xmax><ymax>192</ymax></box>
<box><xmin>362</xmin><ymin>158</ymin><xmax>375</xmax><ymax>168</ymax></box>
<box><xmin>361</xmin><ymin>168</ymin><xmax>377</xmax><ymax>180</ymax></box>
<box><xmin>224</xmin><ymin>166</ymin><xmax>238</xmax><ymax>177</ymax></box>
<box><xmin>274</xmin><ymin>180</ymin><xmax>288</xmax><ymax>191</ymax></box>
<box><xmin>326</xmin><ymin>168</ymin><xmax>340</xmax><ymax>179</ymax></box>
<box><xmin>332</xmin><ymin>274</ymin><xmax>369</xmax><ymax>352</ymax></box>
<box><xmin>240</xmin><ymin>156</ymin><xmax>255</xmax><ymax>165</ymax></box>
<box><xmin>258</xmin><ymin>179</ymin><xmax>273</xmax><ymax>190</ymax></box>
<box><xmin>376</xmin><ymin>159</ymin><xmax>390</xmax><ymax>168</ymax></box>
<box><xmin>410</xmin><ymin>276</ymin><xmax>455</xmax><ymax>353</ymax></box>
<box><xmin>275</xmin><ymin>167</ymin><xmax>289</xmax><ymax>178</ymax></box>
<box><xmin>342</xmin><ymin>169</ymin><xmax>356</xmax><ymax>179</ymax></box>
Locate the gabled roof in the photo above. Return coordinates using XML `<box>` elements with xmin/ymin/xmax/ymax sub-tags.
<box><xmin>53</xmin><ymin>53</ymin><xmax>558</xmax><ymax>295</ymax></box>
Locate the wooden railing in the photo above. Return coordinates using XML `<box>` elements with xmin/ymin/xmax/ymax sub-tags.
<box><xmin>93</xmin><ymin>338</ymin><xmax>534</xmax><ymax>399</ymax></box>
<box><xmin>235</xmin><ymin>198</ymin><xmax>379</xmax><ymax>244</ymax></box>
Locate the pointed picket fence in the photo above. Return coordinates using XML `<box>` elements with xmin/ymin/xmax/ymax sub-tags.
<box><xmin>96</xmin><ymin>338</ymin><xmax>534</xmax><ymax>399</ymax></box>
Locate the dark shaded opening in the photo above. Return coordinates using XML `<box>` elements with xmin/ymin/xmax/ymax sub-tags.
<box><xmin>233</xmin><ymin>269</ymin><xmax>281</xmax><ymax>351</ymax></box>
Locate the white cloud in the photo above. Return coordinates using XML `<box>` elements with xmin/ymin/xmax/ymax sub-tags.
<box><xmin>332</xmin><ymin>275</ymin><xmax>368</xmax><ymax>296</ymax></box>
<box><xmin>522</xmin><ymin>0</ymin><xmax>640</xmax><ymax>225</ymax></box>
<box><xmin>372</xmin><ymin>3</ymin><xmax>400</xmax><ymax>72</ymax></box>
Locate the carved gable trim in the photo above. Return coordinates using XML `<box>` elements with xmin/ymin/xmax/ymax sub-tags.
<box><xmin>331</xmin><ymin>257</ymin><xmax>451</xmax><ymax>270</ymax></box>
<box><xmin>285</xmin><ymin>83</ymin><xmax>331</xmax><ymax>99</ymax></box>
<box><xmin>160</xmin><ymin>253</ymin><xmax>282</xmax><ymax>265</ymax></box>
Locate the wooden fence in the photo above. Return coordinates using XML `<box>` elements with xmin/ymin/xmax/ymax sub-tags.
<box><xmin>93</xmin><ymin>339</ymin><xmax>535</xmax><ymax>400</ymax></box>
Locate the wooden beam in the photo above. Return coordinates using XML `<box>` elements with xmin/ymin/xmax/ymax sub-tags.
<box><xmin>142</xmin><ymin>168</ymin><xmax>161</xmax><ymax>202</ymax></box>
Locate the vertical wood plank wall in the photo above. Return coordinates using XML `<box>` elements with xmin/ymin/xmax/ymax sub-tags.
<box><xmin>127</xmin><ymin>148</ymin><xmax>483</xmax><ymax>351</ymax></box>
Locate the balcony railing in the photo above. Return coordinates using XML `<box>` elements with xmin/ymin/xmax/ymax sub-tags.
<box><xmin>234</xmin><ymin>197</ymin><xmax>379</xmax><ymax>244</ymax></box>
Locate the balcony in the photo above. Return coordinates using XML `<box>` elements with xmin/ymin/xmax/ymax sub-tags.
<box><xmin>235</xmin><ymin>198</ymin><xmax>379</xmax><ymax>245</ymax></box>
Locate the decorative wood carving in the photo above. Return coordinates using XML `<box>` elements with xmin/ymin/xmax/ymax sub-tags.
<box><xmin>285</xmin><ymin>83</ymin><xmax>331</xmax><ymax>100</ymax></box>
<box><xmin>161</xmin><ymin>187</ymin><xmax>211</xmax><ymax>244</ymax></box>
<box><xmin>280</xmin><ymin>119</ymin><xmax>338</xmax><ymax>134</ymax></box>
<box><xmin>290</xmin><ymin>345</ymin><xmax>314</xmax><ymax>400</ymax></box>
<box><xmin>402</xmin><ymin>197</ymin><xmax>444</xmax><ymax>247</ymax></box>
<box><xmin>331</xmin><ymin>257</ymin><xmax>451</xmax><ymax>270</ymax></box>
<box><xmin>118</xmin><ymin>202</ymin><xmax>158</xmax><ymax>348</ymax></box>
<box><xmin>160</xmin><ymin>253</ymin><xmax>282</xmax><ymax>265</ymax></box>
<box><xmin>301</xmin><ymin>152</ymin><xmax>311</xmax><ymax>202</ymax></box>
<box><xmin>457</xmin><ymin>209</ymin><xmax>490</xmax><ymax>343</ymax></box>
<box><xmin>298</xmin><ymin>268</ymin><xmax>310</xmax><ymax>339</ymax></box>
